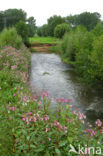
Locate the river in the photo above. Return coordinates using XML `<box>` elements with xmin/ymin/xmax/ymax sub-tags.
<box><xmin>30</xmin><ymin>52</ymin><xmax>103</xmax><ymax>123</ymax></box>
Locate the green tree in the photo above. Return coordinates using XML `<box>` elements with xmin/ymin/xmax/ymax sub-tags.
<box><xmin>37</xmin><ymin>26</ymin><xmax>42</xmax><ymax>36</ymax></box>
<box><xmin>4</xmin><ymin>9</ymin><xmax>26</xmax><ymax>28</ymax></box>
<box><xmin>16</xmin><ymin>21</ymin><xmax>29</xmax><ymax>46</ymax></box>
<box><xmin>54</xmin><ymin>23</ymin><xmax>71</xmax><ymax>38</ymax></box>
<box><xmin>27</xmin><ymin>16</ymin><xmax>36</xmax><ymax>37</ymax></box>
<box><xmin>41</xmin><ymin>24</ymin><xmax>49</xmax><ymax>36</ymax></box>
<box><xmin>66</xmin><ymin>12</ymin><xmax>101</xmax><ymax>30</ymax></box>
<box><xmin>47</xmin><ymin>15</ymin><xmax>65</xmax><ymax>36</ymax></box>
<box><xmin>91</xmin><ymin>22</ymin><xmax>103</xmax><ymax>37</ymax></box>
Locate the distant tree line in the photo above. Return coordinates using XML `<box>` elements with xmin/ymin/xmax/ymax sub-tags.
<box><xmin>0</xmin><ymin>9</ymin><xmax>36</xmax><ymax>46</ymax></box>
<box><xmin>37</xmin><ymin>12</ymin><xmax>101</xmax><ymax>38</ymax></box>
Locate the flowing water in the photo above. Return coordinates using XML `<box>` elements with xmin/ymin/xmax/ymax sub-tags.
<box><xmin>30</xmin><ymin>52</ymin><xmax>103</xmax><ymax>123</ymax></box>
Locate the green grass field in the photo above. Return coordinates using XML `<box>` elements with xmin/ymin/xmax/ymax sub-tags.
<box><xmin>29</xmin><ymin>35</ymin><xmax>58</xmax><ymax>44</ymax></box>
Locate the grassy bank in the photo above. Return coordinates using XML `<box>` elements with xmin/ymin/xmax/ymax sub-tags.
<box><xmin>29</xmin><ymin>35</ymin><xmax>59</xmax><ymax>44</ymax></box>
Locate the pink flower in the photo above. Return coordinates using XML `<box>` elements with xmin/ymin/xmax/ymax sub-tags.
<box><xmin>29</xmin><ymin>112</ymin><xmax>32</xmax><ymax>115</ymax></box>
<box><xmin>45</xmin><ymin>115</ymin><xmax>49</xmax><ymax>121</ymax></box>
<box><xmin>5</xmin><ymin>61</ymin><xmax>9</xmax><ymax>67</ymax></box>
<box><xmin>11</xmin><ymin>65</ymin><xmax>17</xmax><ymax>70</ymax></box>
<box><xmin>91</xmin><ymin>130</ymin><xmax>96</xmax><ymax>136</ymax></box>
<box><xmin>96</xmin><ymin>119</ymin><xmax>102</xmax><ymax>127</ymax></box>
<box><xmin>56</xmin><ymin>98</ymin><xmax>72</xmax><ymax>103</ymax></box>
<box><xmin>84</xmin><ymin>129</ymin><xmax>96</xmax><ymax>136</ymax></box>
<box><xmin>45</xmin><ymin>128</ymin><xmax>49</xmax><ymax>132</ymax></box>
<box><xmin>61</xmin><ymin>126</ymin><xmax>67</xmax><ymax>130</ymax></box>
<box><xmin>33</xmin><ymin>117</ymin><xmax>37</xmax><ymax>123</ymax></box>
<box><xmin>40</xmin><ymin>118</ymin><xmax>44</xmax><ymax>121</ymax></box>
<box><xmin>22</xmin><ymin>117</ymin><xmax>26</xmax><ymax>121</ymax></box>
<box><xmin>26</xmin><ymin>121</ymin><xmax>29</xmax><ymax>125</ymax></box>
<box><xmin>9</xmin><ymin>106</ymin><xmax>16</xmax><ymax>111</ymax></box>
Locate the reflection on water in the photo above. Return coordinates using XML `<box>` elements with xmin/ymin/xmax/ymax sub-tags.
<box><xmin>30</xmin><ymin>52</ymin><xmax>103</xmax><ymax>123</ymax></box>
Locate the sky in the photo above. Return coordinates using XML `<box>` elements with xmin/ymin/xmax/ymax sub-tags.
<box><xmin>0</xmin><ymin>0</ymin><xmax>103</xmax><ymax>26</ymax></box>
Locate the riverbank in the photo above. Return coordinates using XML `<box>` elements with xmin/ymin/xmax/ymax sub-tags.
<box><xmin>30</xmin><ymin>43</ymin><xmax>57</xmax><ymax>52</ymax></box>
<box><xmin>0</xmin><ymin>46</ymin><xmax>103</xmax><ymax>155</ymax></box>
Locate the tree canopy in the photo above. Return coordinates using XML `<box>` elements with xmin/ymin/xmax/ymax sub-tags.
<box><xmin>66</xmin><ymin>12</ymin><xmax>101</xmax><ymax>30</ymax></box>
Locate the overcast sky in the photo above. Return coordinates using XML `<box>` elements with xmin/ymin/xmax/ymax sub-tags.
<box><xmin>0</xmin><ymin>0</ymin><xmax>103</xmax><ymax>26</ymax></box>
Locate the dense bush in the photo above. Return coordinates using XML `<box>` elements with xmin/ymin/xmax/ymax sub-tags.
<box><xmin>57</xmin><ymin>23</ymin><xmax>103</xmax><ymax>85</ymax></box>
<box><xmin>16</xmin><ymin>20</ymin><xmax>29</xmax><ymax>46</ymax></box>
<box><xmin>60</xmin><ymin>26</ymin><xmax>88</xmax><ymax>61</ymax></box>
<box><xmin>89</xmin><ymin>35</ymin><xmax>103</xmax><ymax>82</ymax></box>
<box><xmin>54</xmin><ymin>23</ymin><xmax>71</xmax><ymax>38</ymax></box>
<box><xmin>0</xmin><ymin>28</ymin><xmax>23</xmax><ymax>49</ymax></box>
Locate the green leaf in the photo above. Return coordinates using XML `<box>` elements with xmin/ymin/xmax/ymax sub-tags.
<box><xmin>59</xmin><ymin>140</ymin><xmax>68</xmax><ymax>147</ymax></box>
<box><xmin>67</xmin><ymin>137</ymin><xmax>73</xmax><ymax>143</ymax></box>
<box><xmin>55</xmin><ymin>148</ymin><xmax>61</xmax><ymax>156</ymax></box>
<box><xmin>44</xmin><ymin>151</ymin><xmax>50</xmax><ymax>156</ymax></box>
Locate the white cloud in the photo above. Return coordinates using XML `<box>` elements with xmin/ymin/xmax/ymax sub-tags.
<box><xmin>0</xmin><ymin>0</ymin><xmax>103</xmax><ymax>26</ymax></box>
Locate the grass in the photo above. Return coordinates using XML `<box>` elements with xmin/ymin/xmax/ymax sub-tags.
<box><xmin>29</xmin><ymin>35</ymin><xmax>59</xmax><ymax>44</ymax></box>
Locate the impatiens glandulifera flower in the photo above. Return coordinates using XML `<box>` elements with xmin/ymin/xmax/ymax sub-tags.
<box><xmin>56</xmin><ymin>98</ymin><xmax>72</xmax><ymax>103</ymax></box>
<box><xmin>11</xmin><ymin>65</ymin><xmax>17</xmax><ymax>70</ymax></box>
<box><xmin>96</xmin><ymin>119</ymin><xmax>102</xmax><ymax>127</ymax></box>
<box><xmin>45</xmin><ymin>128</ymin><xmax>49</xmax><ymax>132</ymax></box>
<box><xmin>29</xmin><ymin>112</ymin><xmax>32</xmax><ymax>115</ymax></box>
<box><xmin>9</xmin><ymin>106</ymin><xmax>16</xmax><ymax>111</ymax></box>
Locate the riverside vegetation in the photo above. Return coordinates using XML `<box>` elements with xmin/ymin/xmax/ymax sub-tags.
<box><xmin>0</xmin><ymin>27</ymin><xmax>103</xmax><ymax>156</ymax></box>
<box><xmin>49</xmin><ymin>23</ymin><xmax>103</xmax><ymax>86</ymax></box>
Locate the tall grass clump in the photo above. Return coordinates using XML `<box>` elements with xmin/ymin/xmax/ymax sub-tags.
<box><xmin>0</xmin><ymin>27</ymin><xmax>23</xmax><ymax>49</ymax></box>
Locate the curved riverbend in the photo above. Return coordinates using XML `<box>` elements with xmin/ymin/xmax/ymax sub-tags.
<box><xmin>30</xmin><ymin>52</ymin><xmax>103</xmax><ymax>123</ymax></box>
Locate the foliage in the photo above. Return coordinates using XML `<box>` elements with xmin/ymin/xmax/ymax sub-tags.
<box><xmin>0</xmin><ymin>27</ymin><xmax>23</xmax><ymax>49</ymax></box>
<box><xmin>91</xmin><ymin>22</ymin><xmax>103</xmax><ymax>37</ymax></box>
<box><xmin>47</xmin><ymin>15</ymin><xmax>65</xmax><ymax>36</ymax></box>
<box><xmin>89</xmin><ymin>35</ymin><xmax>103</xmax><ymax>82</ymax></box>
<box><xmin>60</xmin><ymin>26</ymin><xmax>89</xmax><ymax>61</ymax></box>
<box><xmin>66</xmin><ymin>12</ymin><xmax>101</xmax><ymax>30</ymax></box>
<box><xmin>0</xmin><ymin>9</ymin><xmax>27</xmax><ymax>31</ymax></box>
<box><xmin>54</xmin><ymin>23</ymin><xmax>72</xmax><ymax>38</ymax></box>
<box><xmin>49</xmin><ymin>45</ymin><xmax>62</xmax><ymax>53</ymax></box>
<box><xmin>58</xmin><ymin>21</ymin><xmax>103</xmax><ymax>85</ymax></box>
<box><xmin>37</xmin><ymin>24</ymin><xmax>49</xmax><ymax>37</ymax></box>
<box><xmin>16</xmin><ymin>20</ymin><xmax>29</xmax><ymax>46</ymax></box>
<box><xmin>27</xmin><ymin>16</ymin><xmax>36</xmax><ymax>37</ymax></box>
<box><xmin>37</xmin><ymin>27</ymin><xmax>42</xmax><ymax>37</ymax></box>
<box><xmin>29</xmin><ymin>47</ymin><xmax>36</xmax><ymax>52</ymax></box>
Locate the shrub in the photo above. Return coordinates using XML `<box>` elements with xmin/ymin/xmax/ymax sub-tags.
<box><xmin>88</xmin><ymin>35</ymin><xmax>103</xmax><ymax>83</ymax></box>
<box><xmin>0</xmin><ymin>28</ymin><xmax>23</xmax><ymax>49</ymax></box>
<box><xmin>54</xmin><ymin>23</ymin><xmax>71</xmax><ymax>38</ymax></box>
<box><xmin>60</xmin><ymin>26</ymin><xmax>94</xmax><ymax>62</ymax></box>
